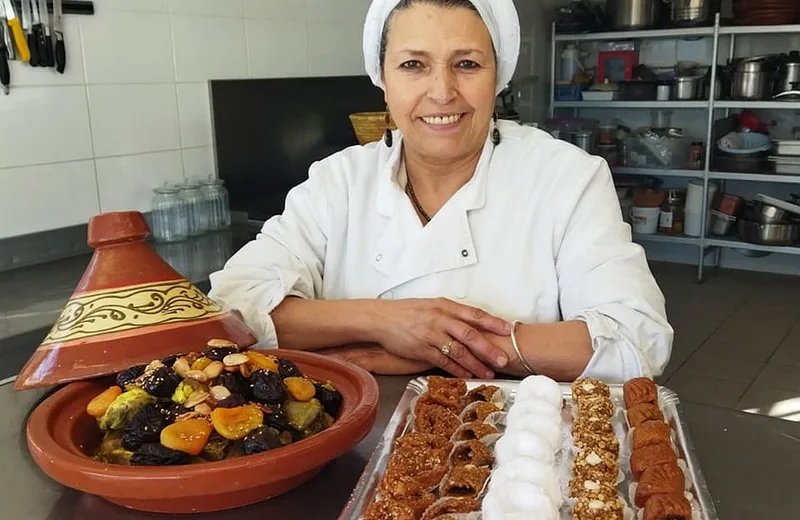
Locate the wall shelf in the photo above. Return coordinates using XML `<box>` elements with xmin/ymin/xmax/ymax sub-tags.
<box><xmin>715</xmin><ymin>101</ymin><xmax>800</xmax><ymax>110</ymax></box>
<box><xmin>553</xmin><ymin>101</ymin><xmax>708</xmax><ymax>109</ymax></box>
<box><xmin>555</xmin><ymin>26</ymin><xmax>714</xmax><ymax>42</ymax></box>
<box><xmin>705</xmin><ymin>238</ymin><xmax>800</xmax><ymax>256</ymax></box>
<box><xmin>719</xmin><ymin>24</ymin><xmax>800</xmax><ymax>36</ymax></box>
<box><xmin>634</xmin><ymin>233</ymin><xmax>702</xmax><ymax>246</ymax></box>
<box><xmin>709</xmin><ymin>171</ymin><xmax>800</xmax><ymax>184</ymax></box>
<box><xmin>615</xmin><ymin>167</ymin><xmax>704</xmax><ymax>178</ymax></box>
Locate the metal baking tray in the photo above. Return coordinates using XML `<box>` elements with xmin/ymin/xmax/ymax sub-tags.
<box><xmin>337</xmin><ymin>376</ymin><xmax>719</xmax><ymax>520</ymax></box>
<box><xmin>773</xmin><ymin>140</ymin><xmax>800</xmax><ymax>157</ymax></box>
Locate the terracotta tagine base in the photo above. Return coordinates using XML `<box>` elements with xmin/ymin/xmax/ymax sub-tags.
<box><xmin>15</xmin><ymin>211</ymin><xmax>258</xmax><ymax>390</ymax></box>
<box><xmin>26</xmin><ymin>349</ymin><xmax>380</xmax><ymax>514</ymax></box>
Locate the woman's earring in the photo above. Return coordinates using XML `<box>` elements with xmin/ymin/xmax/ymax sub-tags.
<box><xmin>492</xmin><ymin>112</ymin><xmax>501</xmax><ymax>146</ymax></box>
<box><xmin>384</xmin><ymin>110</ymin><xmax>393</xmax><ymax>147</ymax></box>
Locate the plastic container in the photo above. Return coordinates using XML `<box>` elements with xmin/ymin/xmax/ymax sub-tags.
<box><xmin>559</xmin><ymin>44</ymin><xmax>583</xmax><ymax>83</ymax></box>
<box><xmin>555</xmin><ymin>84</ymin><xmax>583</xmax><ymax>101</ymax></box>
<box><xmin>631</xmin><ymin>206</ymin><xmax>661</xmax><ymax>234</ymax></box>
<box><xmin>150</xmin><ymin>184</ymin><xmax>189</xmax><ymax>243</ymax></box>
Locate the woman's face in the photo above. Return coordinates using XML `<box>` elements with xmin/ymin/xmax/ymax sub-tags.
<box><xmin>382</xmin><ymin>4</ymin><xmax>497</xmax><ymax>164</ymax></box>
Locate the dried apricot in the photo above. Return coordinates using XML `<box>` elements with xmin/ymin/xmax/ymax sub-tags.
<box><xmin>284</xmin><ymin>377</ymin><xmax>316</xmax><ymax>402</ymax></box>
<box><xmin>246</xmin><ymin>351</ymin><xmax>279</xmax><ymax>373</ymax></box>
<box><xmin>160</xmin><ymin>418</ymin><xmax>212</xmax><ymax>456</ymax></box>
<box><xmin>210</xmin><ymin>405</ymin><xmax>264</xmax><ymax>440</ymax></box>
<box><xmin>87</xmin><ymin>386</ymin><xmax>123</xmax><ymax>418</ymax></box>
<box><xmin>191</xmin><ymin>357</ymin><xmax>213</xmax><ymax>372</ymax></box>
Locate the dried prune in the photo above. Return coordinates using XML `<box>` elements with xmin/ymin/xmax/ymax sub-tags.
<box><xmin>201</xmin><ymin>433</ymin><xmax>230</xmax><ymax>461</ymax></box>
<box><xmin>278</xmin><ymin>358</ymin><xmax>302</xmax><ymax>378</ymax></box>
<box><xmin>250</xmin><ymin>370</ymin><xmax>287</xmax><ymax>404</ymax></box>
<box><xmin>205</xmin><ymin>346</ymin><xmax>238</xmax><ymax>361</ymax></box>
<box><xmin>217</xmin><ymin>394</ymin><xmax>248</xmax><ymax>408</ymax></box>
<box><xmin>161</xmin><ymin>355</ymin><xmax>180</xmax><ymax>367</ymax></box>
<box><xmin>214</xmin><ymin>371</ymin><xmax>249</xmax><ymax>397</ymax></box>
<box><xmin>140</xmin><ymin>366</ymin><xmax>182</xmax><ymax>398</ymax></box>
<box><xmin>261</xmin><ymin>404</ymin><xmax>292</xmax><ymax>431</ymax></box>
<box><xmin>315</xmin><ymin>382</ymin><xmax>343</xmax><ymax>417</ymax></box>
<box><xmin>121</xmin><ymin>403</ymin><xmax>168</xmax><ymax>451</ymax></box>
<box><xmin>130</xmin><ymin>443</ymin><xmax>191</xmax><ymax>466</ymax></box>
<box><xmin>116</xmin><ymin>364</ymin><xmax>146</xmax><ymax>388</ymax></box>
<box><xmin>242</xmin><ymin>426</ymin><xmax>284</xmax><ymax>455</ymax></box>
<box><xmin>157</xmin><ymin>402</ymin><xmax>189</xmax><ymax>423</ymax></box>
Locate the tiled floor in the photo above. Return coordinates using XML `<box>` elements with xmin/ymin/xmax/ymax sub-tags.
<box><xmin>652</xmin><ymin>261</ymin><xmax>800</xmax><ymax>422</ymax></box>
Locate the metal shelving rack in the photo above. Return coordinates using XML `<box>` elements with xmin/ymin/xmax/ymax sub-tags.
<box><xmin>549</xmin><ymin>14</ymin><xmax>800</xmax><ymax>281</ymax></box>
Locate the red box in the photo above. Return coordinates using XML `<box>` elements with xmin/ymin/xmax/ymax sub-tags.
<box><xmin>598</xmin><ymin>51</ymin><xmax>639</xmax><ymax>83</ymax></box>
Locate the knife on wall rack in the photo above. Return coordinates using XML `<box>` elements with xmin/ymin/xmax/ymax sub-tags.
<box><xmin>10</xmin><ymin>0</ymin><xmax>93</xmax><ymax>16</ymax></box>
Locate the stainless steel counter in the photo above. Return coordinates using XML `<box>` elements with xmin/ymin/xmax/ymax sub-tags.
<box><xmin>3</xmin><ymin>376</ymin><xmax>800</xmax><ymax>520</ymax></box>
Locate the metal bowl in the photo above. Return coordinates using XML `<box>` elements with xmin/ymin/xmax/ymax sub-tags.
<box><xmin>737</xmin><ymin>219</ymin><xmax>799</xmax><ymax>246</ymax></box>
<box><xmin>744</xmin><ymin>200</ymin><xmax>793</xmax><ymax>224</ymax></box>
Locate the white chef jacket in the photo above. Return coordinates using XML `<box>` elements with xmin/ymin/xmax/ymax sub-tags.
<box><xmin>208</xmin><ymin>120</ymin><xmax>674</xmax><ymax>382</ymax></box>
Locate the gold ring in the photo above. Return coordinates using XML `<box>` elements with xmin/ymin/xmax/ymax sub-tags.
<box><xmin>439</xmin><ymin>340</ymin><xmax>454</xmax><ymax>357</ymax></box>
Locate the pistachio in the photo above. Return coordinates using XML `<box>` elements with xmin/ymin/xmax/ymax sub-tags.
<box><xmin>203</xmin><ymin>360</ymin><xmax>224</xmax><ymax>379</ymax></box>
<box><xmin>210</xmin><ymin>385</ymin><xmax>231</xmax><ymax>401</ymax></box>
<box><xmin>184</xmin><ymin>391</ymin><xmax>210</xmax><ymax>409</ymax></box>
<box><xmin>223</xmin><ymin>353</ymin><xmax>250</xmax><ymax>367</ymax></box>
<box><xmin>207</xmin><ymin>338</ymin><xmax>237</xmax><ymax>349</ymax></box>
<box><xmin>173</xmin><ymin>357</ymin><xmax>191</xmax><ymax>378</ymax></box>
<box><xmin>185</xmin><ymin>370</ymin><xmax>208</xmax><ymax>383</ymax></box>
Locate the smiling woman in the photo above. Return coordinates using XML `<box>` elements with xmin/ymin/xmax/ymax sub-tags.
<box><xmin>208</xmin><ymin>0</ymin><xmax>674</xmax><ymax>384</ymax></box>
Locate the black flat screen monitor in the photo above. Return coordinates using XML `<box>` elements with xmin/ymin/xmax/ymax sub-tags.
<box><xmin>210</xmin><ymin>76</ymin><xmax>387</xmax><ymax>222</ymax></box>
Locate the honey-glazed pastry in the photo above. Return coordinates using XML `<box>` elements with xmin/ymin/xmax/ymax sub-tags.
<box><xmin>427</xmin><ymin>376</ymin><xmax>467</xmax><ymax>412</ymax></box>
<box><xmin>362</xmin><ymin>498</ymin><xmax>416</xmax><ymax>520</ymax></box>
<box><xmin>630</xmin><ymin>443</ymin><xmax>678</xmax><ymax>479</ymax></box>
<box><xmin>461</xmin><ymin>401</ymin><xmax>500</xmax><ymax>422</ymax></box>
<box><xmin>439</xmin><ymin>464</ymin><xmax>491</xmax><ymax>499</ymax></box>
<box><xmin>568</xmin><ymin>478</ymin><xmax>618</xmax><ymax>500</ymax></box>
<box><xmin>572</xmin><ymin>448</ymin><xmax>619</xmax><ymax>482</ymax></box>
<box><xmin>466</xmin><ymin>384</ymin><xmax>501</xmax><ymax>404</ymax></box>
<box><xmin>420</xmin><ymin>497</ymin><xmax>481</xmax><ymax>520</ymax></box>
<box><xmin>414</xmin><ymin>402</ymin><xmax>462</xmax><ymax>439</ymax></box>
<box><xmin>573</xmin><ymin>430</ymin><xmax>620</xmax><ymax>458</ymax></box>
<box><xmin>627</xmin><ymin>403</ymin><xmax>665</xmax><ymax>428</ymax></box>
<box><xmin>575</xmin><ymin>396</ymin><xmax>616</xmax><ymax>420</ymax></box>
<box><xmin>394</xmin><ymin>431</ymin><xmax>453</xmax><ymax>454</ymax></box>
<box><xmin>572</xmin><ymin>414</ymin><xmax>615</xmax><ymax>437</ymax></box>
<box><xmin>450</xmin><ymin>439</ymin><xmax>495</xmax><ymax>468</ymax></box>
<box><xmin>572</xmin><ymin>493</ymin><xmax>624</xmax><ymax>520</ymax></box>
<box><xmin>453</xmin><ymin>421</ymin><xmax>499</xmax><ymax>441</ymax></box>
<box><xmin>632</xmin><ymin>420</ymin><xmax>672</xmax><ymax>450</ymax></box>
<box><xmin>642</xmin><ymin>493</ymin><xmax>692</xmax><ymax>520</ymax></box>
<box><xmin>634</xmin><ymin>463</ymin><xmax>685</xmax><ymax>507</ymax></box>
<box><xmin>623</xmin><ymin>377</ymin><xmax>658</xmax><ymax>409</ymax></box>
<box><xmin>572</xmin><ymin>378</ymin><xmax>611</xmax><ymax>402</ymax></box>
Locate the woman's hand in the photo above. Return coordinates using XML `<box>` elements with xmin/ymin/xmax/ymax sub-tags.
<box><xmin>317</xmin><ymin>344</ymin><xmax>434</xmax><ymax>375</ymax></box>
<box><xmin>371</xmin><ymin>298</ymin><xmax>511</xmax><ymax>379</ymax></box>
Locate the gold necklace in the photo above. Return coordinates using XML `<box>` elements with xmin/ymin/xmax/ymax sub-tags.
<box><xmin>405</xmin><ymin>177</ymin><xmax>432</xmax><ymax>223</ymax></box>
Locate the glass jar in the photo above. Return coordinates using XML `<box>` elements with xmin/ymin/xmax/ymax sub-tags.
<box><xmin>659</xmin><ymin>189</ymin><xmax>686</xmax><ymax>235</ymax></box>
<box><xmin>200</xmin><ymin>177</ymin><xmax>231</xmax><ymax>231</ymax></box>
<box><xmin>150</xmin><ymin>184</ymin><xmax>189</xmax><ymax>243</ymax></box>
<box><xmin>179</xmin><ymin>181</ymin><xmax>208</xmax><ymax>236</ymax></box>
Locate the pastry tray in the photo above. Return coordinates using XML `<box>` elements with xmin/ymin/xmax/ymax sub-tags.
<box><xmin>336</xmin><ymin>376</ymin><xmax>719</xmax><ymax>520</ymax></box>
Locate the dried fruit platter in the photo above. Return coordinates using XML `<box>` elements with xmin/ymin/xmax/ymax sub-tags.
<box><xmin>338</xmin><ymin>376</ymin><xmax>719</xmax><ymax>520</ymax></box>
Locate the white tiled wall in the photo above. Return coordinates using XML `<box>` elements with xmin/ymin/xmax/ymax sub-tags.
<box><xmin>0</xmin><ymin>0</ymin><xmax>372</xmax><ymax>239</ymax></box>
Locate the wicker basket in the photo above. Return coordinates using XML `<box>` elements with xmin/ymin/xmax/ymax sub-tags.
<box><xmin>349</xmin><ymin>112</ymin><xmax>397</xmax><ymax>145</ymax></box>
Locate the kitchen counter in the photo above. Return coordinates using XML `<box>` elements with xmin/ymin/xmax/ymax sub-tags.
<box><xmin>3</xmin><ymin>374</ymin><xmax>800</xmax><ymax>520</ymax></box>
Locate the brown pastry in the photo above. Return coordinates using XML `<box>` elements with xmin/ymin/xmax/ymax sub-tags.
<box><xmin>427</xmin><ymin>376</ymin><xmax>467</xmax><ymax>412</ymax></box>
<box><xmin>572</xmin><ymin>414</ymin><xmax>615</xmax><ymax>437</ymax></box>
<box><xmin>568</xmin><ymin>477</ymin><xmax>619</xmax><ymax>500</ymax></box>
<box><xmin>632</xmin><ymin>420</ymin><xmax>672</xmax><ymax>450</ymax></box>
<box><xmin>627</xmin><ymin>403</ymin><xmax>665</xmax><ymax>428</ymax></box>
<box><xmin>362</xmin><ymin>498</ymin><xmax>416</xmax><ymax>520</ymax></box>
<box><xmin>450</xmin><ymin>439</ymin><xmax>495</xmax><ymax>468</ymax></box>
<box><xmin>439</xmin><ymin>464</ymin><xmax>491</xmax><ymax>498</ymax></box>
<box><xmin>576</xmin><ymin>396</ymin><xmax>616</xmax><ymax>420</ymax></box>
<box><xmin>642</xmin><ymin>493</ymin><xmax>692</xmax><ymax>520</ymax></box>
<box><xmin>572</xmin><ymin>378</ymin><xmax>611</xmax><ymax>402</ymax></box>
<box><xmin>453</xmin><ymin>421</ymin><xmax>498</xmax><ymax>441</ymax></box>
<box><xmin>379</xmin><ymin>472</ymin><xmax>429</xmax><ymax>500</ymax></box>
<box><xmin>414</xmin><ymin>402</ymin><xmax>462</xmax><ymax>439</ymax></box>
<box><xmin>624</xmin><ymin>377</ymin><xmax>658</xmax><ymax>409</ymax></box>
<box><xmin>466</xmin><ymin>384</ymin><xmax>501</xmax><ymax>405</ymax></box>
<box><xmin>572</xmin><ymin>447</ymin><xmax>619</xmax><ymax>482</ymax></box>
<box><xmin>572</xmin><ymin>493</ymin><xmax>624</xmax><ymax>520</ymax></box>
<box><xmin>635</xmin><ymin>463</ymin><xmax>685</xmax><ymax>508</ymax></box>
<box><xmin>630</xmin><ymin>443</ymin><xmax>678</xmax><ymax>479</ymax></box>
<box><xmin>461</xmin><ymin>401</ymin><xmax>500</xmax><ymax>422</ymax></box>
<box><xmin>420</xmin><ymin>497</ymin><xmax>481</xmax><ymax>520</ymax></box>
<box><xmin>573</xmin><ymin>430</ymin><xmax>620</xmax><ymax>458</ymax></box>
<box><xmin>394</xmin><ymin>432</ymin><xmax>452</xmax><ymax>453</ymax></box>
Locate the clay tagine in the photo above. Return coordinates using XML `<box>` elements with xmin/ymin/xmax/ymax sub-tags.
<box><xmin>15</xmin><ymin>211</ymin><xmax>258</xmax><ymax>390</ymax></box>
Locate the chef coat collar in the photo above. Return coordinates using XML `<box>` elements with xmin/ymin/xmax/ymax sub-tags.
<box><xmin>375</xmin><ymin>129</ymin><xmax>495</xmax><ymax>218</ymax></box>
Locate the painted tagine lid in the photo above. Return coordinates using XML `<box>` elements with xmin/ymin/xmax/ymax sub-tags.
<box><xmin>14</xmin><ymin>211</ymin><xmax>258</xmax><ymax>390</ymax></box>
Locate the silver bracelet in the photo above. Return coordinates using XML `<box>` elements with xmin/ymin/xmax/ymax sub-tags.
<box><xmin>510</xmin><ymin>319</ymin><xmax>536</xmax><ymax>375</ymax></box>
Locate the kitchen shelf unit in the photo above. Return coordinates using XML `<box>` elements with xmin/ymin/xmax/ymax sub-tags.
<box><xmin>550</xmin><ymin>14</ymin><xmax>800</xmax><ymax>281</ymax></box>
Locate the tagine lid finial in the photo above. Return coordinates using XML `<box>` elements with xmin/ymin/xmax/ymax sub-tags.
<box><xmin>14</xmin><ymin>211</ymin><xmax>258</xmax><ymax>390</ymax></box>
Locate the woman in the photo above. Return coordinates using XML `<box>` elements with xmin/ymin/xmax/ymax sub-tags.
<box><xmin>208</xmin><ymin>0</ymin><xmax>673</xmax><ymax>383</ymax></box>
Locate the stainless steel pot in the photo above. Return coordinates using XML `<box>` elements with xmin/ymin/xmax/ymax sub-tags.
<box><xmin>731</xmin><ymin>60</ymin><xmax>771</xmax><ymax>100</ymax></box>
<box><xmin>671</xmin><ymin>76</ymin><xmax>700</xmax><ymax>100</ymax></box>
<box><xmin>744</xmin><ymin>200</ymin><xmax>791</xmax><ymax>224</ymax></box>
<box><xmin>775</xmin><ymin>52</ymin><xmax>800</xmax><ymax>95</ymax></box>
<box><xmin>571</xmin><ymin>130</ymin><xmax>594</xmax><ymax>153</ymax></box>
<box><xmin>738</xmin><ymin>219</ymin><xmax>799</xmax><ymax>246</ymax></box>
<box><xmin>606</xmin><ymin>0</ymin><xmax>659</xmax><ymax>30</ymax></box>
<box><xmin>666</xmin><ymin>0</ymin><xmax>713</xmax><ymax>25</ymax></box>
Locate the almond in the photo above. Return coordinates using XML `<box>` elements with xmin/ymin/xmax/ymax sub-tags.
<box><xmin>203</xmin><ymin>361</ymin><xmax>224</xmax><ymax>379</ymax></box>
<box><xmin>184</xmin><ymin>391</ymin><xmax>210</xmax><ymax>409</ymax></box>
<box><xmin>210</xmin><ymin>385</ymin><xmax>231</xmax><ymax>401</ymax></box>
<box><xmin>173</xmin><ymin>357</ymin><xmax>191</xmax><ymax>377</ymax></box>
<box><xmin>207</xmin><ymin>338</ymin><xmax>237</xmax><ymax>348</ymax></box>
<box><xmin>223</xmin><ymin>353</ymin><xmax>250</xmax><ymax>367</ymax></box>
<box><xmin>185</xmin><ymin>370</ymin><xmax>208</xmax><ymax>383</ymax></box>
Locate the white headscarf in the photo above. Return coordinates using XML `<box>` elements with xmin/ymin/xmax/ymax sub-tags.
<box><xmin>362</xmin><ymin>0</ymin><xmax>521</xmax><ymax>96</ymax></box>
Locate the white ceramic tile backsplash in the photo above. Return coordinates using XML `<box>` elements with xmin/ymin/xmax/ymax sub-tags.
<box><xmin>169</xmin><ymin>0</ymin><xmax>245</xmax><ymax>17</ymax></box>
<box><xmin>81</xmin><ymin>11</ymin><xmax>175</xmax><ymax>84</ymax></box>
<box><xmin>177</xmin><ymin>83</ymin><xmax>213</xmax><ymax>148</ymax></box>
<box><xmin>304</xmin><ymin>0</ymin><xmax>371</xmax><ymax>23</ymax></box>
<box><xmin>308</xmin><ymin>22</ymin><xmax>365</xmax><ymax>76</ymax></box>
<box><xmin>91</xmin><ymin>0</ymin><xmax>169</xmax><ymax>12</ymax></box>
<box><xmin>247</xmin><ymin>19</ymin><xmax>308</xmax><ymax>78</ymax></box>
<box><xmin>0</xmin><ymin>86</ymin><xmax>93</xmax><ymax>169</ymax></box>
<box><xmin>0</xmin><ymin>161</ymin><xmax>99</xmax><ymax>238</ymax></box>
<box><xmin>96</xmin><ymin>151</ymin><xmax>185</xmax><ymax>213</ymax></box>
<box><xmin>10</xmin><ymin>17</ymin><xmax>85</xmax><ymax>86</ymax></box>
<box><xmin>172</xmin><ymin>15</ymin><xmax>248</xmax><ymax>82</ymax></box>
<box><xmin>245</xmin><ymin>0</ymin><xmax>305</xmax><ymax>21</ymax></box>
<box><xmin>88</xmin><ymin>84</ymin><xmax>181</xmax><ymax>157</ymax></box>
<box><xmin>182</xmin><ymin>147</ymin><xmax>217</xmax><ymax>180</ymax></box>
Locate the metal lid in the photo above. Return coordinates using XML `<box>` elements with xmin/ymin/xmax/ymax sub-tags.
<box><xmin>738</xmin><ymin>61</ymin><xmax>765</xmax><ymax>73</ymax></box>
